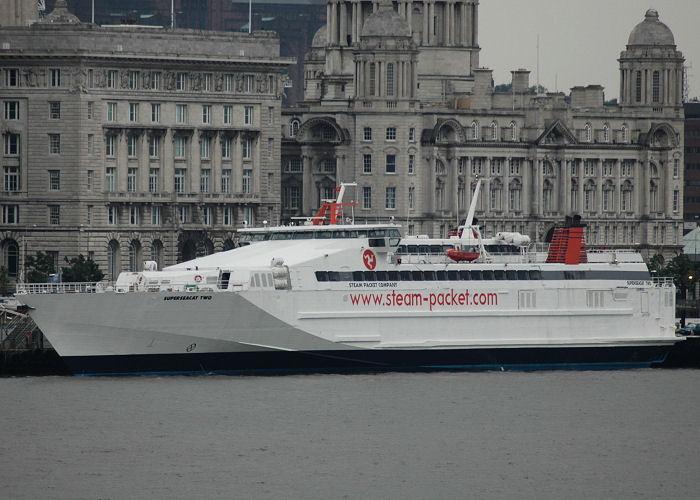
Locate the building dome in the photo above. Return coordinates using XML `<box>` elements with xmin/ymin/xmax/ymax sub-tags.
<box><xmin>311</xmin><ymin>25</ymin><xmax>327</xmax><ymax>47</ymax></box>
<box><xmin>627</xmin><ymin>9</ymin><xmax>675</xmax><ymax>46</ymax></box>
<box><xmin>361</xmin><ymin>4</ymin><xmax>411</xmax><ymax>38</ymax></box>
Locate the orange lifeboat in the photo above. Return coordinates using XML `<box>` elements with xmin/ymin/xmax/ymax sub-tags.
<box><xmin>445</xmin><ymin>248</ymin><xmax>480</xmax><ymax>262</ymax></box>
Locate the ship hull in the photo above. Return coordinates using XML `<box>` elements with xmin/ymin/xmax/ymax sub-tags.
<box><xmin>62</xmin><ymin>344</ymin><xmax>674</xmax><ymax>376</ymax></box>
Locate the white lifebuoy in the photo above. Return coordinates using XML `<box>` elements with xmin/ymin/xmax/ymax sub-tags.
<box><xmin>194</xmin><ymin>274</ymin><xmax>203</xmax><ymax>283</ymax></box>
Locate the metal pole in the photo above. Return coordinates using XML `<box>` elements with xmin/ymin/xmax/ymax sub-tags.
<box><xmin>171</xmin><ymin>0</ymin><xmax>174</xmax><ymax>29</ymax></box>
<box><xmin>92</xmin><ymin>0</ymin><xmax>94</xmax><ymax>24</ymax></box>
<box><xmin>248</xmin><ymin>0</ymin><xmax>252</xmax><ymax>33</ymax></box>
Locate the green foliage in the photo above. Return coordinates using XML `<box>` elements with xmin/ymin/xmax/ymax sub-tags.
<box><xmin>24</xmin><ymin>251</ymin><xmax>56</xmax><ymax>283</ymax></box>
<box><xmin>61</xmin><ymin>255</ymin><xmax>104</xmax><ymax>283</ymax></box>
<box><xmin>529</xmin><ymin>84</ymin><xmax>548</xmax><ymax>94</ymax></box>
<box><xmin>0</xmin><ymin>266</ymin><xmax>11</xmax><ymax>296</ymax></box>
<box><xmin>494</xmin><ymin>83</ymin><xmax>512</xmax><ymax>92</ymax></box>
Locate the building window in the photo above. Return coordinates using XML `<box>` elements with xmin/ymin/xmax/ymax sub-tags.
<box><xmin>129</xmin><ymin>206</ymin><xmax>139</xmax><ymax>225</ymax></box>
<box><xmin>268</xmin><ymin>107</ymin><xmax>274</xmax><ymax>125</ymax></box>
<box><xmin>105</xmin><ymin>135</ymin><xmax>115</xmax><ymax>157</ymax></box>
<box><xmin>202</xmin><ymin>206</ymin><xmax>211</xmax><ymax>225</ymax></box>
<box><xmin>673</xmin><ymin>190</ymin><xmax>680</xmax><ymax>212</ymax></box>
<box><xmin>127</xmin><ymin>168</ymin><xmax>137</xmax><ymax>192</ymax></box>
<box><xmin>202</xmin><ymin>73</ymin><xmax>211</xmax><ymax>91</ymax></box>
<box><xmin>492</xmin><ymin>158</ymin><xmax>503</xmax><ymax>175</ymax></box>
<box><xmin>621</xmin><ymin>187</ymin><xmax>632</xmax><ymax>212</ymax></box>
<box><xmin>602</xmin><ymin>124</ymin><xmax>610</xmax><ymax>142</ymax></box>
<box><xmin>3</xmin><ymin>205</ymin><xmax>21</xmax><ymax>224</ymax></box>
<box><xmin>4</xmin><ymin>166</ymin><xmax>19</xmax><ymax>192</ymax></box>
<box><xmin>50</xmin><ymin>69</ymin><xmax>61</xmax><ymax>87</ymax></box>
<box><xmin>471</xmin><ymin>157</ymin><xmax>483</xmax><ymax>175</ymax></box>
<box><xmin>652</xmin><ymin>71</ymin><xmax>660</xmax><ymax>103</ymax></box>
<box><xmin>87</xmin><ymin>101</ymin><xmax>93</xmax><ymax>119</ymax></box>
<box><xmin>87</xmin><ymin>170</ymin><xmax>93</xmax><ymax>191</ymax></box>
<box><xmin>491</xmin><ymin>122</ymin><xmax>498</xmax><ymax>140</ymax></box>
<box><xmin>174</xmin><ymin>136</ymin><xmax>186</xmax><ymax>158</ymax></box>
<box><xmin>386</xmin><ymin>127</ymin><xmax>396</xmax><ymax>141</ymax></box>
<box><xmin>223</xmin><ymin>105</ymin><xmax>232</xmax><ymax>124</ymax></box>
<box><xmin>385</xmin><ymin>187</ymin><xmax>396</xmax><ymax>209</ymax></box>
<box><xmin>176</xmin><ymin>205</ymin><xmax>190</xmax><ymax>224</ymax></box>
<box><xmin>127</xmin><ymin>135</ymin><xmax>138</xmax><ymax>157</ymax></box>
<box><xmin>151</xmin><ymin>206</ymin><xmax>161</xmax><ymax>225</ymax></box>
<box><xmin>107</xmin><ymin>206</ymin><xmax>118</xmax><ymax>226</ymax></box>
<box><xmin>635</xmin><ymin>71</ymin><xmax>642</xmax><ymax>103</ymax></box>
<box><xmin>87</xmin><ymin>134</ymin><xmax>94</xmax><ymax>154</ymax></box>
<box><xmin>5</xmin><ymin>69</ymin><xmax>18</xmax><ymax>87</ymax></box>
<box><xmin>409</xmin><ymin>128</ymin><xmax>415</xmax><ymax>142</ymax></box>
<box><xmin>151</xmin><ymin>103</ymin><xmax>160</xmax><ymax>122</ymax></box>
<box><xmin>176</xmin><ymin>104</ymin><xmax>187</xmax><ymax>123</ymax></box>
<box><xmin>224</xmin><ymin>74</ymin><xmax>233</xmax><ymax>92</ymax></box>
<box><xmin>385</xmin><ymin>154</ymin><xmax>396</xmax><ymax>173</ymax></box>
<box><xmin>49</xmin><ymin>134</ymin><xmax>61</xmax><ymax>154</ymax></box>
<box><xmin>285</xmin><ymin>158</ymin><xmax>302</xmax><ymax>173</ymax></box>
<box><xmin>323</xmin><ymin>158</ymin><xmax>335</xmax><ymax>172</ymax></box>
<box><xmin>584</xmin><ymin>159</ymin><xmax>595</xmax><ymax>177</ymax></box>
<box><xmin>176</xmin><ymin>72</ymin><xmax>187</xmax><ymax>91</ymax></box>
<box><xmin>491</xmin><ymin>186</ymin><xmax>501</xmax><ymax>210</ymax></box>
<box><xmin>408</xmin><ymin>186</ymin><xmax>415</xmax><ymax>210</ymax></box>
<box><xmin>107</xmin><ymin>70</ymin><xmax>117</xmax><ymax>89</ymax></box>
<box><xmin>4</xmin><ymin>101</ymin><xmax>19</xmax><ymax>120</ymax></box>
<box><xmin>105</xmin><ymin>167</ymin><xmax>116</xmax><ymax>192</ymax></box>
<box><xmin>510</xmin><ymin>158</ymin><xmax>521</xmax><ymax>175</ymax></box>
<box><xmin>363</xmin><ymin>127</ymin><xmax>372</xmax><ymax>141</ymax></box>
<box><xmin>242</xmin><ymin>169</ymin><xmax>252</xmax><ymax>193</ymax></box>
<box><xmin>221</xmin><ymin>169</ymin><xmax>231</xmax><ymax>193</ymax></box>
<box><xmin>363</xmin><ymin>186</ymin><xmax>372</xmax><ymax>209</ymax></box>
<box><xmin>363</xmin><ymin>154</ymin><xmax>372</xmax><ymax>173</ymax></box>
<box><xmin>202</xmin><ymin>105</ymin><xmax>211</xmax><ymax>124</ymax></box>
<box><xmin>245</xmin><ymin>75</ymin><xmax>254</xmax><ymax>93</ymax></box>
<box><xmin>221</xmin><ymin>138</ymin><xmax>231</xmax><ymax>159</ymax></box>
<box><xmin>622</xmin><ymin>159</ymin><xmax>633</xmax><ymax>177</ymax></box>
<box><xmin>4</xmin><ymin>133</ymin><xmax>19</xmax><ymax>155</ymax></box>
<box><xmin>244</xmin><ymin>106</ymin><xmax>253</xmax><ymax>125</ymax></box>
<box><xmin>149</xmin><ymin>136</ymin><xmax>160</xmax><ymax>158</ymax></box>
<box><xmin>174</xmin><ymin>168</ymin><xmax>186</xmax><ymax>193</ymax></box>
<box><xmin>107</xmin><ymin>102</ymin><xmax>117</xmax><ymax>121</ymax></box>
<box><xmin>242</xmin><ymin>138</ymin><xmax>251</xmax><ymax>159</ymax></box>
<box><xmin>386</xmin><ymin>63</ymin><xmax>394</xmax><ymax>96</ymax></box>
<box><xmin>223</xmin><ymin>206</ymin><xmax>233</xmax><ymax>225</ymax></box>
<box><xmin>602</xmin><ymin>160</ymin><xmax>614</xmax><ymax>177</ymax></box>
<box><xmin>49</xmin><ymin>205</ymin><xmax>60</xmax><ymax>225</ymax></box>
<box><xmin>149</xmin><ymin>168</ymin><xmax>159</xmax><ymax>193</ymax></box>
<box><xmin>268</xmin><ymin>138</ymin><xmax>273</xmax><ymax>159</ymax></box>
<box><xmin>673</xmin><ymin>158</ymin><xmax>680</xmax><ymax>178</ymax></box>
<box><xmin>584</xmin><ymin>123</ymin><xmax>592</xmax><ymax>142</ymax></box>
<box><xmin>200</xmin><ymin>137</ymin><xmax>210</xmax><ymax>159</ymax></box>
<box><xmin>510</xmin><ymin>121</ymin><xmax>517</xmax><ymax>141</ymax></box>
<box><xmin>471</xmin><ymin>121</ymin><xmax>479</xmax><ymax>140</ymax></box>
<box><xmin>408</xmin><ymin>155</ymin><xmax>415</xmax><ymax>174</ymax></box>
<box><xmin>602</xmin><ymin>185</ymin><xmax>613</xmax><ymax>212</ymax></box>
<box><xmin>509</xmin><ymin>185</ymin><xmax>521</xmax><ymax>211</ymax></box>
<box><xmin>128</xmin><ymin>71</ymin><xmax>139</xmax><ymax>90</ymax></box>
<box><xmin>200</xmin><ymin>169</ymin><xmax>210</xmax><ymax>193</ymax></box>
<box><xmin>49</xmin><ymin>170</ymin><xmax>60</xmax><ymax>190</ymax></box>
<box><xmin>151</xmin><ymin>71</ymin><xmax>160</xmax><ymax>90</ymax></box>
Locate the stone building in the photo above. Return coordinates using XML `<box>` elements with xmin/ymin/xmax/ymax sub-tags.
<box><xmin>281</xmin><ymin>3</ymin><xmax>685</xmax><ymax>257</ymax></box>
<box><xmin>684</xmin><ymin>102</ymin><xmax>700</xmax><ymax>224</ymax></box>
<box><xmin>0</xmin><ymin>0</ymin><xmax>38</xmax><ymax>27</ymax></box>
<box><xmin>0</xmin><ymin>1</ymin><xmax>293</xmax><ymax>281</ymax></box>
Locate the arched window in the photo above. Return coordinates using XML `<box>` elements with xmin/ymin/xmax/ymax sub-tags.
<box><xmin>542</xmin><ymin>180</ymin><xmax>553</xmax><ymax>212</ymax></box>
<box><xmin>129</xmin><ymin>240</ymin><xmax>142</xmax><ymax>272</ymax></box>
<box><xmin>570</xmin><ymin>180</ymin><xmax>579</xmax><ymax>212</ymax></box>
<box><xmin>584</xmin><ymin>123</ymin><xmax>592</xmax><ymax>142</ymax></box>
<box><xmin>289</xmin><ymin>119</ymin><xmax>300</xmax><ymax>137</ymax></box>
<box><xmin>1</xmin><ymin>239</ymin><xmax>19</xmax><ymax>278</ymax></box>
<box><xmin>107</xmin><ymin>240</ymin><xmax>120</xmax><ymax>281</ymax></box>
<box><xmin>602</xmin><ymin>123</ymin><xmax>610</xmax><ymax>143</ymax></box>
<box><xmin>652</xmin><ymin>71</ymin><xmax>660</xmax><ymax>103</ymax></box>
<box><xmin>621</xmin><ymin>181</ymin><xmax>633</xmax><ymax>212</ymax></box>
<box><xmin>510</xmin><ymin>121</ymin><xmax>517</xmax><ymax>141</ymax></box>
<box><xmin>386</xmin><ymin>63</ymin><xmax>394</xmax><ymax>96</ymax></box>
<box><xmin>471</xmin><ymin>121</ymin><xmax>479</xmax><ymax>140</ymax></box>
<box><xmin>490</xmin><ymin>121</ymin><xmax>498</xmax><ymax>141</ymax></box>
<box><xmin>649</xmin><ymin>181</ymin><xmax>658</xmax><ymax>212</ymax></box>
<box><xmin>508</xmin><ymin>180</ymin><xmax>521</xmax><ymax>211</ymax></box>
<box><xmin>490</xmin><ymin>179</ymin><xmax>502</xmax><ymax>210</ymax></box>
<box><xmin>602</xmin><ymin>181</ymin><xmax>614</xmax><ymax>212</ymax></box>
<box><xmin>621</xmin><ymin>123</ymin><xmax>629</xmax><ymax>143</ymax></box>
<box><xmin>584</xmin><ymin>181</ymin><xmax>596</xmax><ymax>212</ymax></box>
<box><xmin>150</xmin><ymin>240</ymin><xmax>163</xmax><ymax>269</ymax></box>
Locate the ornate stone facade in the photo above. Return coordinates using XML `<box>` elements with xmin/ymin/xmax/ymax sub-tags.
<box><xmin>0</xmin><ymin>7</ymin><xmax>292</xmax><ymax>280</ymax></box>
<box><xmin>282</xmin><ymin>3</ymin><xmax>685</xmax><ymax>258</ymax></box>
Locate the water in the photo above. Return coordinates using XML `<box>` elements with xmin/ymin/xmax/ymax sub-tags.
<box><xmin>1</xmin><ymin>370</ymin><xmax>699</xmax><ymax>499</ymax></box>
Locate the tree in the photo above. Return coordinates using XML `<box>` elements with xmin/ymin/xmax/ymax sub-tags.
<box><xmin>61</xmin><ymin>255</ymin><xmax>104</xmax><ymax>283</ymax></box>
<box><xmin>648</xmin><ymin>253</ymin><xmax>697</xmax><ymax>297</ymax></box>
<box><xmin>24</xmin><ymin>251</ymin><xmax>57</xmax><ymax>283</ymax></box>
<box><xmin>0</xmin><ymin>266</ymin><xmax>11</xmax><ymax>296</ymax></box>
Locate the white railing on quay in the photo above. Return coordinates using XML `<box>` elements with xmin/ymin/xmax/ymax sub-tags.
<box><xmin>15</xmin><ymin>282</ymin><xmax>113</xmax><ymax>295</ymax></box>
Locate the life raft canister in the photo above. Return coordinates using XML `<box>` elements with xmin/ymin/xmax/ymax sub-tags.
<box><xmin>194</xmin><ymin>274</ymin><xmax>203</xmax><ymax>283</ymax></box>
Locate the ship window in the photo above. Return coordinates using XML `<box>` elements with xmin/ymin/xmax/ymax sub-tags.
<box><xmin>430</xmin><ymin>245</ymin><xmax>442</xmax><ymax>254</ymax></box>
<box><xmin>363</xmin><ymin>271</ymin><xmax>377</xmax><ymax>281</ymax></box>
<box><xmin>220</xmin><ymin>272</ymin><xmax>231</xmax><ymax>289</ymax></box>
<box><xmin>470</xmin><ymin>270</ymin><xmax>482</xmax><ymax>280</ymax></box>
<box><xmin>261</xmin><ymin>274</ymin><xmax>269</xmax><ymax>287</ymax></box>
<box><xmin>408</xmin><ymin>245</ymin><xmax>419</xmax><ymax>254</ymax></box>
<box><xmin>442</xmin><ymin>245</ymin><xmax>454</xmax><ymax>252</ymax></box>
<box><xmin>352</xmin><ymin>271</ymin><xmax>364</xmax><ymax>281</ymax></box>
<box><xmin>418</xmin><ymin>245</ymin><xmax>430</xmax><ymax>254</ymax></box>
<box><xmin>369</xmin><ymin>229</ymin><xmax>386</xmax><ymax>237</ymax></box>
<box><xmin>328</xmin><ymin>271</ymin><xmax>341</xmax><ymax>281</ymax></box>
<box><xmin>400</xmin><ymin>270</ymin><xmax>413</xmax><ymax>281</ymax></box>
<box><xmin>387</xmin><ymin>271</ymin><xmax>400</xmax><ymax>281</ymax></box>
<box><xmin>506</xmin><ymin>270</ymin><xmax>517</xmax><ymax>280</ymax></box>
<box><xmin>459</xmin><ymin>270</ymin><xmax>471</xmax><ymax>280</ymax></box>
<box><xmin>369</xmin><ymin>238</ymin><xmax>386</xmax><ymax>247</ymax></box>
<box><xmin>315</xmin><ymin>271</ymin><xmax>329</xmax><ymax>281</ymax></box>
<box><xmin>517</xmin><ymin>270</ymin><xmax>529</xmax><ymax>280</ymax></box>
<box><xmin>253</xmin><ymin>274</ymin><xmax>261</xmax><ymax>287</ymax></box>
<box><xmin>494</xmin><ymin>270</ymin><xmax>506</xmax><ymax>280</ymax></box>
<box><xmin>423</xmin><ymin>270</ymin><xmax>436</xmax><ymax>281</ymax></box>
<box><xmin>338</xmin><ymin>271</ymin><xmax>353</xmax><ymax>281</ymax></box>
<box><xmin>317</xmin><ymin>231</ymin><xmax>333</xmax><ymax>239</ymax></box>
<box><xmin>448</xmin><ymin>270</ymin><xmax>459</xmax><ymax>280</ymax></box>
<box><xmin>293</xmin><ymin>231</ymin><xmax>314</xmax><ymax>239</ymax></box>
<box><xmin>436</xmin><ymin>271</ymin><xmax>448</xmax><ymax>280</ymax></box>
<box><xmin>482</xmin><ymin>270</ymin><xmax>495</xmax><ymax>280</ymax></box>
<box><xmin>376</xmin><ymin>270</ymin><xmax>388</xmax><ymax>281</ymax></box>
<box><xmin>529</xmin><ymin>270</ymin><xmax>542</xmax><ymax>280</ymax></box>
<box><xmin>397</xmin><ymin>245</ymin><xmax>407</xmax><ymax>254</ymax></box>
<box><xmin>411</xmin><ymin>271</ymin><xmax>424</xmax><ymax>281</ymax></box>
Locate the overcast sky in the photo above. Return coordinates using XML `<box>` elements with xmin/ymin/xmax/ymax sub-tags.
<box><xmin>479</xmin><ymin>0</ymin><xmax>700</xmax><ymax>101</ymax></box>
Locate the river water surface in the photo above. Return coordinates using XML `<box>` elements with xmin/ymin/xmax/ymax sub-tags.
<box><xmin>2</xmin><ymin>369</ymin><xmax>699</xmax><ymax>499</ymax></box>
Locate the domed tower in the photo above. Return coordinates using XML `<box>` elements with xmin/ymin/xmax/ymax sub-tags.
<box><xmin>619</xmin><ymin>9</ymin><xmax>684</xmax><ymax>110</ymax></box>
<box><xmin>353</xmin><ymin>1</ymin><xmax>418</xmax><ymax>105</ymax></box>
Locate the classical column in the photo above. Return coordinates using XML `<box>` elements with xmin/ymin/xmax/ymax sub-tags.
<box><xmin>423</xmin><ymin>1</ymin><xmax>429</xmax><ymax>46</ymax></box>
<box><xmin>449</xmin><ymin>155</ymin><xmax>458</xmax><ymax>215</ymax></box>
<box><xmin>340</xmin><ymin>2</ymin><xmax>347</xmax><ymax>46</ymax></box>
<box><xmin>327</xmin><ymin>3</ymin><xmax>332</xmax><ymax>44</ymax></box>
<box><xmin>302</xmin><ymin>153</ymin><xmax>313</xmax><ymax>214</ymax></box>
<box><xmin>472</xmin><ymin>0</ymin><xmax>478</xmax><ymax>46</ymax></box>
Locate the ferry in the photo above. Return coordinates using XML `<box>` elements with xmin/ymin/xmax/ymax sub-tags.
<box><xmin>16</xmin><ymin>184</ymin><xmax>680</xmax><ymax>375</ymax></box>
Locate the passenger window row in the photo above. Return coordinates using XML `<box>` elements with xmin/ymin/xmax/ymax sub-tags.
<box><xmin>315</xmin><ymin>269</ymin><xmax>542</xmax><ymax>282</ymax></box>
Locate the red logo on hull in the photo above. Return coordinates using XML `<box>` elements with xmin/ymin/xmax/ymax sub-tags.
<box><xmin>363</xmin><ymin>249</ymin><xmax>376</xmax><ymax>270</ymax></box>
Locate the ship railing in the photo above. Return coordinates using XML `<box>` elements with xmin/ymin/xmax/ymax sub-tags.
<box><xmin>651</xmin><ymin>277</ymin><xmax>674</xmax><ymax>287</ymax></box>
<box><xmin>15</xmin><ymin>282</ymin><xmax>113</xmax><ymax>295</ymax></box>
